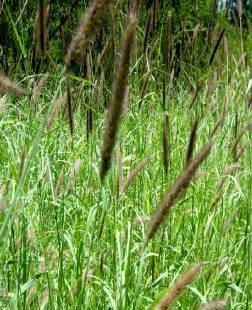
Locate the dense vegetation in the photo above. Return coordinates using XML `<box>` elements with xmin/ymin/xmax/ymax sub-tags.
<box><xmin>0</xmin><ymin>0</ymin><xmax>252</xmax><ymax>309</ymax></box>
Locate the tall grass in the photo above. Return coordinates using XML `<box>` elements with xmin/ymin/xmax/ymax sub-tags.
<box><xmin>0</xmin><ymin>1</ymin><xmax>251</xmax><ymax>309</ymax></box>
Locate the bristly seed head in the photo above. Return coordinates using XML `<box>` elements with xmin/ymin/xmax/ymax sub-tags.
<box><xmin>64</xmin><ymin>0</ymin><xmax>109</xmax><ymax>73</ymax></box>
<box><xmin>100</xmin><ymin>14</ymin><xmax>137</xmax><ymax>183</ymax></box>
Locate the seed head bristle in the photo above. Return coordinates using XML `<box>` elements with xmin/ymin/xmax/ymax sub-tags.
<box><xmin>47</xmin><ymin>96</ymin><xmax>65</xmax><ymax>130</ymax></box>
<box><xmin>32</xmin><ymin>72</ymin><xmax>49</xmax><ymax>105</ymax></box>
<box><xmin>186</xmin><ymin>118</ymin><xmax>198</xmax><ymax>165</ymax></box>
<box><xmin>120</xmin><ymin>156</ymin><xmax>151</xmax><ymax>195</ymax></box>
<box><xmin>67</xmin><ymin>159</ymin><xmax>82</xmax><ymax>194</ymax></box>
<box><xmin>64</xmin><ymin>0</ymin><xmax>109</xmax><ymax>73</ymax></box>
<box><xmin>0</xmin><ymin>75</ymin><xmax>26</xmax><ymax>97</ymax></box>
<box><xmin>100</xmin><ymin>14</ymin><xmax>137</xmax><ymax>182</ymax></box>
<box><xmin>34</xmin><ymin>2</ymin><xmax>49</xmax><ymax>59</ymax></box>
<box><xmin>208</xmin><ymin>28</ymin><xmax>226</xmax><ymax>66</ymax></box>
<box><xmin>198</xmin><ymin>297</ymin><xmax>228</xmax><ymax>310</ymax></box>
<box><xmin>145</xmin><ymin>141</ymin><xmax>213</xmax><ymax>246</ymax></box>
<box><xmin>154</xmin><ymin>262</ymin><xmax>203</xmax><ymax>310</ymax></box>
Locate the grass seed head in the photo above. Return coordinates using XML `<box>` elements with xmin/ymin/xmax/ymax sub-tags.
<box><xmin>0</xmin><ymin>75</ymin><xmax>26</xmax><ymax>97</ymax></box>
<box><xmin>154</xmin><ymin>262</ymin><xmax>203</xmax><ymax>310</ymax></box>
<box><xmin>120</xmin><ymin>156</ymin><xmax>151</xmax><ymax>195</ymax></box>
<box><xmin>198</xmin><ymin>297</ymin><xmax>228</xmax><ymax>310</ymax></box>
<box><xmin>100</xmin><ymin>13</ymin><xmax>137</xmax><ymax>182</ymax></box>
<box><xmin>145</xmin><ymin>141</ymin><xmax>213</xmax><ymax>246</ymax></box>
<box><xmin>64</xmin><ymin>0</ymin><xmax>109</xmax><ymax>73</ymax></box>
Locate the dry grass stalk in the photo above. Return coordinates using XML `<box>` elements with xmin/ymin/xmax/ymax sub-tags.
<box><xmin>120</xmin><ymin>156</ymin><xmax>151</xmax><ymax>195</ymax></box>
<box><xmin>145</xmin><ymin>141</ymin><xmax>213</xmax><ymax>246</ymax></box>
<box><xmin>186</xmin><ymin>118</ymin><xmax>198</xmax><ymax>165</ymax></box>
<box><xmin>64</xmin><ymin>0</ymin><xmax>109</xmax><ymax>72</ymax></box>
<box><xmin>198</xmin><ymin>297</ymin><xmax>228</xmax><ymax>310</ymax></box>
<box><xmin>47</xmin><ymin>96</ymin><xmax>65</xmax><ymax>129</ymax></box>
<box><xmin>66</xmin><ymin>78</ymin><xmax>74</xmax><ymax>136</ymax></box>
<box><xmin>100</xmin><ymin>14</ymin><xmax>137</xmax><ymax>182</ymax></box>
<box><xmin>67</xmin><ymin>159</ymin><xmax>82</xmax><ymax>193</ymax></box>
<box><xmin>209</xmin><ymin>28</ymin><xmax>226</xmax><ymax>66</ymax></box>
<box><xmin>154</xmin><ymin>262</ymin><xmax>203</xmax><ymax>310</ymax></box>
<box><xmin>32</xmin><ymin>72</ymin><xmax>48</xmax><ymax>105</ymax></box>
<box><xmin>0</xmin><ymin>75</ymin><xmax>25</xmax><ymax>97</ymax></box>
<box><xmin>163</xmin><ymin>113</ymin><xmax>170</xmax><ymax>175</ymax></box>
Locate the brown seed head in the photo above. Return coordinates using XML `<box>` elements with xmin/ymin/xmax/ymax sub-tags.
<box><xmin>145</xmin><ymin>141</ymin><xmax>213</xmax><ymax>246</ymax></box>
<box><xmin>155</xmin><ymin>262</ymin><xmax>203</xmax><ymax>310</ymax></box>
<box><xmin>100</xmin><ymin>14</ymin><xmax>137</xmax><ymax>182</ymax></box>
<box><xmin>120</xmin><ymin>156</ymin><xmax>151</xmax><ymax>195</ymax></box>
<box><xmin>64</xmin><ymin>0</ymin><xmax>109</xmax><ymax>73</ymax></box>
<box><xmin>0</xmin><ymin>75</ymin><xmax>25</xmax><ymax>97</ymax></box>
<box><xmin>198</xmin><ymin>297</ymin><xmax>228</xmax><ymax>310</ymax></box>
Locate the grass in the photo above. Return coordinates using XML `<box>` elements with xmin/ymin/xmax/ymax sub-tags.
<box><xmin>0</xmin><ymin>58</ymin><xmax>251</xmax><ymax>309</ymax></box>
